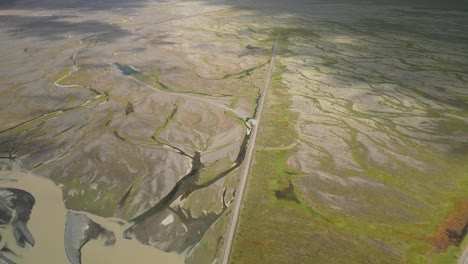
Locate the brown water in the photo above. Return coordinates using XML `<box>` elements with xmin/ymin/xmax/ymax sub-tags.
<box><xmin>0</xmin><ymin>170</ymin><xmax>183</xmax><ymax>264</ymax></box>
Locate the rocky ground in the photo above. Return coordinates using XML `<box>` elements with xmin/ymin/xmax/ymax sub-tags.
<box><xmin>0</xmin><ymin>0</ymin><xmax>272</xmax><ymax>262</ymax></box>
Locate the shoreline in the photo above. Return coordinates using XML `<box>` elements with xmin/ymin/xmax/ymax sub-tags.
<box><xmin>0</xmin><ymin>169</ymin><xmax>184</xmax><ymax>264</ymax></box>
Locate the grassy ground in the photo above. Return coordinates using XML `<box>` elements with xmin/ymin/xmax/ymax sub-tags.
<box><xmin>230</xmin><ymin>42</ymin><xmax>468</xmax><ymax>263</ymax></box>
<box><xmin>231</xmin><ymin>61</ymin><xmax>400</xmax><ymax>263</ymax></box>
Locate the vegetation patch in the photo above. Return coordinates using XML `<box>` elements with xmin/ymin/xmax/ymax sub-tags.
<box><xmin>274</xmin><ymin>179</ymin><xmax>299</xmax><ymax>203</ymax></box>
<box><xmin>425</xmin><ymin>198</ymin><xmax>468</xmax><ymax>251</ymax></box>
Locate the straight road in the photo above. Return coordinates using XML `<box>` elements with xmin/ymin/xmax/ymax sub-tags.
<box><xmin>221</xmin><ymin>34</ymin><xmax>279</xmax><ymax>264</ymax></box>
<box><xmin>460</xmin><ymin>245</ymin><xmax>468</xmax><ymax>264</ymax></box>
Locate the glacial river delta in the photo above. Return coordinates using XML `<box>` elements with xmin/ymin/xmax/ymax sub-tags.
<box><xmin>0</xmin><ymin>0</ymin><xmax>467</xmax><ymax>263</ymax></box>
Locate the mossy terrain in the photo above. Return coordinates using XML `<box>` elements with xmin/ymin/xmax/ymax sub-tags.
<box><xmin>231</xmin><ymin>22</ymin><xmax>468</xmax><ymax>263</ymax></box>
<box><xmin>255</xmin><ymin>63</ymin><xmax>297</xmax><ymax>148</ymax></box>
<box><xmin>231</xmin><ymin>55</ymin><xmax>396</xmax><ymax>263</ymax></box>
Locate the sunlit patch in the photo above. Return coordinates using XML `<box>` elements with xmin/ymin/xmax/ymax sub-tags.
<box><xmin>326</xmin><ymin>36</ymin><xmax>355</xmax><ymax>44</ymax></box>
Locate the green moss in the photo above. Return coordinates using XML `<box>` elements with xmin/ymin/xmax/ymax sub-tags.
<box><xmin>232</xmin><ymin>143</ymin><xmax>401</xmax><ymax>262</ymax></box>
<box><xmin>256</xmin><ymin>63</ymin><xmax>298</xmax><ymax>148</ymax></box>
<box><xmin>62</xmin><ymin>178</ymin><xmax>119</xmax><ymax>217</ymax></box>
<box><xmin>197</xmin><ymin>158</ymin><xmax>234</xmax><ymax>186</ymax></box>
<box><xmin>131</xmin><ymin>71</ymin><xmax>172</xmax><ymax>92</ymax></box>
<box><xmin>49</xmin><ymin>66</ymin><xmax>71</xmax><ymax>83</ymax></box>
<box><xmin>222</xmin><ymin>62</ymin><xmax>267</xmax><ymax>80</ymax></box>
<box><xmin>153</xmin><ymin>102</ymin><xmax>179</xmax><ymax>139</ymax></box>
<box><xmin>229</xmin><ymin>96</ymin><xmax>240</xmax><ymax>109</ymax></box>
<box><xmin>186</xmin><ymin>209</ymin><xmax>232</xmax><ymax>263</ymax></box>
<box><xmin>427</xmin><ymin>245</ymin><xmax>461</xmax><ymax>264</ymax></box>
<box><xmin>224</xmin><ymin>109</ymin><xmax>245</xmax><ymax>127</ymax></box>
<box><xmin>231</xmin><ymin>30</ymin><xmax>468</xmax><ymax>263</ymax></box>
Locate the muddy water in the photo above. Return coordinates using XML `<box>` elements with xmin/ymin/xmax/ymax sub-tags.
<box><xmin>0</xmin><ymin>170</ymin><xmax>183</xmax><ymax>264</ymax></box>
<box><xmin>0</xmin><ymin>170</ymin><xmax>69</xmax><ymax>263</ymax></box>
<box><xmin>81</xmin><ymin>213</ymin><xmax>184</xmax><ymax>264</ymax></box>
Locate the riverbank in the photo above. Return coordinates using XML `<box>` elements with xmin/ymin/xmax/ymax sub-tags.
<box><xmin>0</xmin><ymin>169</ymin><xmax>183</xmax><ymax>264</ymax></box>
